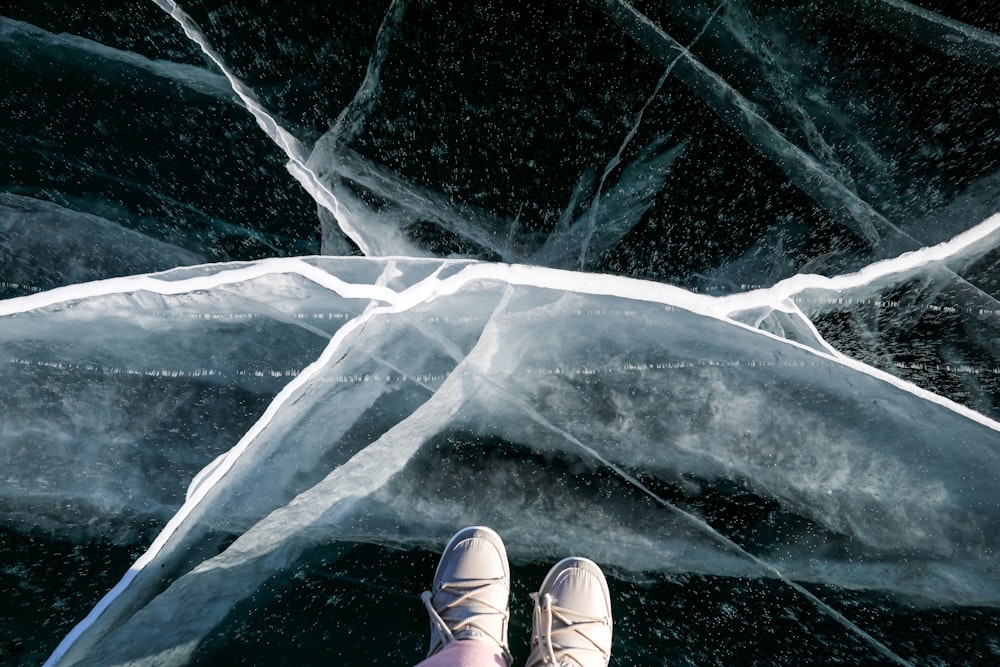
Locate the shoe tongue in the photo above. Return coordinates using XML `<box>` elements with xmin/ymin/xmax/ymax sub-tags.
<box><xmin>452</xmin><ymin>627</ymin><xmax>489</xmax><ymax>642</ymax></box>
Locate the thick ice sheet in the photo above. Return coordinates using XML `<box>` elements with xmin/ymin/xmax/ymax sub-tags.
<box><xmin>1</xmin><ymin>246</ymin><xmax>992</xmax><ymax>665</ymax></box>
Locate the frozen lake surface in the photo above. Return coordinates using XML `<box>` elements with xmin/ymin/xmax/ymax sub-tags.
<box><xmin>1</xmin><ymin>1</ymin><xmax>999</xmax><ymax>664</ymax></box>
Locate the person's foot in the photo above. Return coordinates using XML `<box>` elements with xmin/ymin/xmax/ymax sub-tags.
<box><xmin>421</xmin><ymin>526</ymin><xmax>512</xmax><ymax>665</ymax></box>
<box><xmin>525</xmin><ymin>557</ymin><xmax>612</xmax><ymax>667</ymax></box>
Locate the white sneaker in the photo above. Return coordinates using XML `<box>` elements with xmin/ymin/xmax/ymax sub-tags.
<box><xmin>525</xmin><ymin>557</ymin><xmax>613</xmax><ymax>667</ymax></box>
<box><xmin>421</xmin><ymin>526</ymin><xmax>512</xmax><ymax>665</ymax></box>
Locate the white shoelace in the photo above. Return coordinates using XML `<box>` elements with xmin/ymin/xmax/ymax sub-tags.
<box><xmin>422</xmin><ymin>578</ymin><xmax>512</xmax><ymax>664</ymax></box>
<box><xmin>532</xmin><ymin>592</ymin><xmax>610</xmax><ymax>667</ymax></box>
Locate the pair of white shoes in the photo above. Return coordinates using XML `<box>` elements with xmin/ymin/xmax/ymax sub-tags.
<box><xmin>421</xmin><ymin>526</ymin><xmax>613</xmax><ymax>667</ymax></box>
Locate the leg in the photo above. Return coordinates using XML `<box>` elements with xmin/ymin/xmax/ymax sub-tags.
<box><xmin>414</xmin><ymin>638</ymin><xmax>509</xmax><ymax>667</ymax></box>
<box><xmin>416</xmin><ymin>526</ymin><xmax>512</xmax><ymax>667</ymax></box>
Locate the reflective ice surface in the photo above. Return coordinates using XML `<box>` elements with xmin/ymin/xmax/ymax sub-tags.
<box><xmin>1</xmin><ymin>0</ymin><xmax>999</xmax><ymax>665</ymax></box>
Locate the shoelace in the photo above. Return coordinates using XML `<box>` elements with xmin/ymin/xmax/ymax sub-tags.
<box><xmin>532</xmin><ymin>592</ymin><xmax>610</xmax><ymax>667</ymax></box>
<box><xmin>421</xmin><ymin>578</ymin><xmax>512</xmax><ymax>664</ymax></box>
